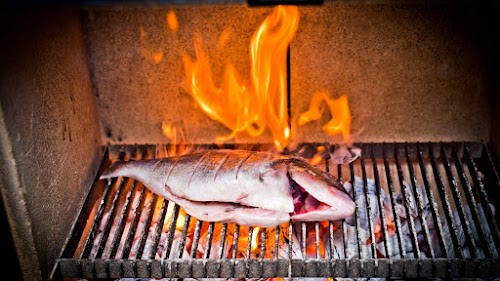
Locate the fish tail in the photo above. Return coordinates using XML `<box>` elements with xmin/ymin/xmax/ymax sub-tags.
<box><xmin>99</xmin><ymin>161</ymin><xmax>128</xmax><ymax>179</ymax></box>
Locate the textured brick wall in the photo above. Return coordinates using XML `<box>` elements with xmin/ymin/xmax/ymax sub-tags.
<box><xmin>85</xmin><ymin>2</ymin><xmax>494</xmax><ymax>145</ymax></box>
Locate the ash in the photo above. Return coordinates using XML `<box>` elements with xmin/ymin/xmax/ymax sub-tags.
<box><xmin>332</xmin><ymin>176</ymin><xmax>497</xmax><ymax>259</ymax></box>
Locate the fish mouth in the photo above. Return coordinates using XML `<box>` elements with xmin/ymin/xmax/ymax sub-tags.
<box><xmin>287</xmin><ymin>169</ymin><xmax>356</xmax><ymax>221</ymax></box>
<box><xmin>290</xmin><ymin>179</ymin><xmax>330</xmax><ymax>215</ymax></box>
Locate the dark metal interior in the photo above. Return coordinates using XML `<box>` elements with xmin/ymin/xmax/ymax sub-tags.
<box><xmin>53</xmin><ymin>142</ymin><xmax>500</xmax><ymax>280</ymax></box>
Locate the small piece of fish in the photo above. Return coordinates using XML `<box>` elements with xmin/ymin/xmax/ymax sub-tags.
<box><xmin>100</xmin><ymin>149</ymin><xmax>355</xmax><ymax>227</ymax></box>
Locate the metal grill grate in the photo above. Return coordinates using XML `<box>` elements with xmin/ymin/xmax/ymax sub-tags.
<box><xmin>54</xmin><ymin>142</ymin><xmax>500</xmax><ymax>280</ymax></box>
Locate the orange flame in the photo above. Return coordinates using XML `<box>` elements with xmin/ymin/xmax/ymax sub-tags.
<box><xmin>181</xmin><ymin>6</ymin><xmax>299</xmax><ymax>151</ymax></box>
<box><xmin>166</xmin><ymin>10</ymin><xmax>178</xmax><ymax>32</ymax></box>
<box><xmin>298</xmin><ymin>91</ymin><xmax>352</xmax><ymax>143</ymax></box>
<box><xmin>251</xmin><ymin>227</ymin><xmax>260</xmax><ymax>251</ymax></box>
<box><xmin>162</xmin><ymin>122</ymin><xmax>189</xmax><ymax>156</ymax></box>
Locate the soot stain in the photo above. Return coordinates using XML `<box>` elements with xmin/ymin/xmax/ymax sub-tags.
<box><xmin>104</xmin><ymin>126</ymin><xmax>113</xmax><ymax>138</ymax></box>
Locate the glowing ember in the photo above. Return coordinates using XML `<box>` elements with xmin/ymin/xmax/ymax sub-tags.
<box><xmin>181</xmin><ymin>6</ymin><xmax>299</xmax><ymax>151</ymax></box>
<box><xmin>298</xmin><ymin>90</ymin><xmax>352</xmax><ymax>143</ymax></box>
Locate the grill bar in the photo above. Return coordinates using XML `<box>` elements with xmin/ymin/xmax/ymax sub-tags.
<box><xmin>232</xmin><ymin>224</ymin><xmax>240</xmax><ymax>259</ymax></box>
<box><xmin>147</xmin><ymin>198</ymin><xmax>167</xmax><ymax>259</ymax></box>
<box><xmin>441</xmin><ymin>144</ymin><xmax>478</xmax><ymax>257</ymax></box>
<box><xmin>218</xmin><ymin>223</ymin><xmax>228</xmax><ymax>259</ymax></box>
<box><xmin>56</xmin><ymin>142</ymin><xmax>500</xmax><ymax>280</ymax></box>
<box><xmin>382</xmin><ymin>144</ymin><xmax>405</xmax><ymax>258</ymax></box>
<box><xmin>123</xmin><ymin>182</ymin><xmax>148</xmax><ymax>259</ymax></box>
<box><xmin>405</xmin><ymin>144</ymin><xmax>435</xmax><ymax>258</ymax></box>
<box><xmin>429</xmin><ymin>145</ymin><xmax>464</xmax><ymax>258</ymax></box>
<box><xmin>202</xmin><ymin>221</ymin><xmax>215</xmax><ymax>277</ymax></box>
<box><xmin>178</xmin><ymin>214</ymin><xmax>192</xmax><ymax>258</ymax></box>
<box><xmin>94</xmin><ymin>176</ymin><xmax>125</xmax><ymax>258</ymax></box>
<box><xmin>360</xmin><ymin>148</ymin><xmax>377</xmax><ymax>258</ymax></box>
<box><xmin>190</xmin><ymin>220</ymin><xmax>203</xmax><ymax>258</ymax></box>
<box><xmin>464</xmin><ymin>145</ymin><xmax>500</xmax><ymax>256</ymax></box>
<box><xmin>349</xmin><ymin>161</ymin><xmax>363</xmax><ymax>259</ymax></box>
<box><xmin>274</xmin><ymin>225</ymin><xmax>280</xmax><ymax>260</ymax></box>
<box><xmin>371</xmin><ymin>145</ymin><xmax>390</xmax><ymax>258</ymax></box>
<box><xmin>136</xmin><ymin>193</ymin><xmax>159</xmax><ymax>259</ymax></box>
<box><xmin>417</xmin><ymin>143</ymin><xmax>448</xmax><ymax>257</ymax></box>
<box><xmin>395</xmin><ymin>144</ymin><xmax>420</xmax><ymax>258</ymax></box>
<box><xmin>337</xmin><ymin>163</ymin><xmax>349</xmax><ymax>260</ymax></box>
<box><xmin>300</xmin><ymin>222</ymin><xmax>306</xmax><ymax>257</ymax></box>
<box><xmin>108</xmin><ymin>148</ymin><xmax>143</xmax><ymax>259</ymax></box>
<box><xmin>452</xmin><ymin>144</ymin><xmax>492</xmax><ymax>258</ymax></box>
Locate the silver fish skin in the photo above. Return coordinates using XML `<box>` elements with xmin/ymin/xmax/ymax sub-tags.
<box><xmin>100</xmin><ymin>149</ymin><xmax>355</xmax><ymax>227</ymax></box>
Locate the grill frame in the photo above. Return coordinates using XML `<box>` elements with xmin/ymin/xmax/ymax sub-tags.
<box><xmin>52</xmin><ymin>142</ymin><xmax>500</xmax><ymax>280</ymax></box>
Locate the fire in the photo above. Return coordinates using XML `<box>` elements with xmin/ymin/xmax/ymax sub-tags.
<box><xmin>251</xmin><ymin>227</ymin><xmax>260</xmax><ymax>251</ymax></box>
<box><xmin>298</xmin><ymin>91</ymin><xmax>352</xmax><ymax>143</ymax></box>
<box><xmin>181</xmin><ymin>6</ymin><xmax>299</xmax><ymax>150</ymax></box>
<box><xmin>166</xmin><ymin>10</ymin><xmax>178</xmax><ymax>32</ymax></box>
<box><xmin>162</xmin><ymin>122</ymin><xmax>189</xmax><ymax>155</ymax></box>
<box><xmin>163</xmin><ymin>201</ymin><xmax>189</xmax><ymax>232</ymax></box>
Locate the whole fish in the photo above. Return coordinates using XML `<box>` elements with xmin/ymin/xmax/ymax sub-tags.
<box><xmin>100</xmin><ymin>149</ymin><xmax>355</xmax><ymax>227</ymax></box>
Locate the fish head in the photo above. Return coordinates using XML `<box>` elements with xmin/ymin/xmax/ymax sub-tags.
<box><xmin>285</xmin><ymin>159</ymin><xmax>356</xmax><ymax>221</ymax></box>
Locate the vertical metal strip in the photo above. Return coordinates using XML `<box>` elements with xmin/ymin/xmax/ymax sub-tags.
<box><xmin>288</xmin><ymin>221</ymin><xmax>293</xmax><ymax>279</ymax></box>
<box><xmin>324</xmin><ymin>159</ymin><xmax>335</xmax><ymax>259</ymax></box>
<box><xmin>245</xmin><ymin>226</ymin><xmax>254</xmax><ymax>277</ymax></box>
<box><xmin>178</xmin><ymin>214</ymin><xmax>192</xmax><ymax>259</ymax></box>
<box><xmin>440</xmin><ymin>144</ymin><xmax>478</xmax><ymax>257</ymax></box>
<box><xmin>218</xmin><ymin>223</ymin><xmax>228</xmax><ymax>259</ymax></box>
<box><xmin>382</xmin><ymin>144</ymin><xmax>404</xmax><ymax>258</ymax></box>
<box><xmin>301</xmin><ymin>222</ymin><xmax>306</xmax><ymax>258</ymax></box>
<box><xmin>162</xmin><ymin>204</ymin><xmax>181</xmax><ymax>261</ymax></box>
<box><xmin>394</xmin><ymin>143</ymin><xmax>420</xmax><ymax>258</ymax></box>
<box><xmin>120</xmin><ymin>183</ymin><xmax>147</xmax><ymax>259</ymax></box>
<box><xmin>428</xmin><ymin>143</ymin><xmax>463</xmax><ymax>258</ymax></box>
<box><xmin>260</xmin><ymin>227</ymin><xmax>267</xmax><ymax>260</ymax></box>
<box><xmin>132</xmin><ymin>193</ymin><xmax>159</xmax><ymax>258</ymax></box>
<box><xmin>370</xmin><ymin>144</ymin><xmax>390</xmax><ymax>258</ymax></box>
<box><xmin>328</xmin><ymin>221</ymin><xmax>335</xmax><ymax>258</ymax></box>
<box><xmin>404</xmin><ymin>144</ymin><xmax>434</xmax><ymax>258</ymax></box>
<box><xmin>451</xmin><ymin>144</ymin><xmax>491</xmax><ymax>258</ymax></box>
<box><xmin>360</xmin><ymin>144</ymin><xmax>377</xmax><ymax>258</ymax></box>
<box><xmin>232</xmin><ymin>225</ymin><xmax>240</xmax><ymax>259</ymax></box>
<box><xmin>338</xmin><ymin>164</ymin><xmax>349</xmax><ymax>259</ymax></box>
<box><xmin>202</xmin><ymin>222</ymin><xmax>215</xmax><ymax>277</ymax></box>
<box><xmin>190</xmin><ymin>220</ymin><xmax>203</xmax><ymax>258</ymax></box>
<box><xmin>349</xmin><ymin>161</ymin><xmax>363</xmax><ymax>258</ymax></box>
<box><xmin>259</xmin><ymin>228</ymin><xmax>266</xmax><ymax>277</ymax></box>
<box><xmin>416</xmin><ymin>144</ymin><xmax>448</xmax><ymax>258</ymax></box>
<box><xmin>148</xmin><ymin>198</ymin><xmax>173</xmax><ymax>259</ymax></box>
<box><xmin>314</xmin><ymin>222</ymin><xmax>320</xmax><ymax>259</ymax></box>
<box><xmin>274</xmin><ymin>225</ymin><xmax>280</xmax><ymax>260</ymax></box>
<box><xmin>247</xmin><ymin>226</ymin><xmax>254</xmax><ymax>259</ymax></box>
